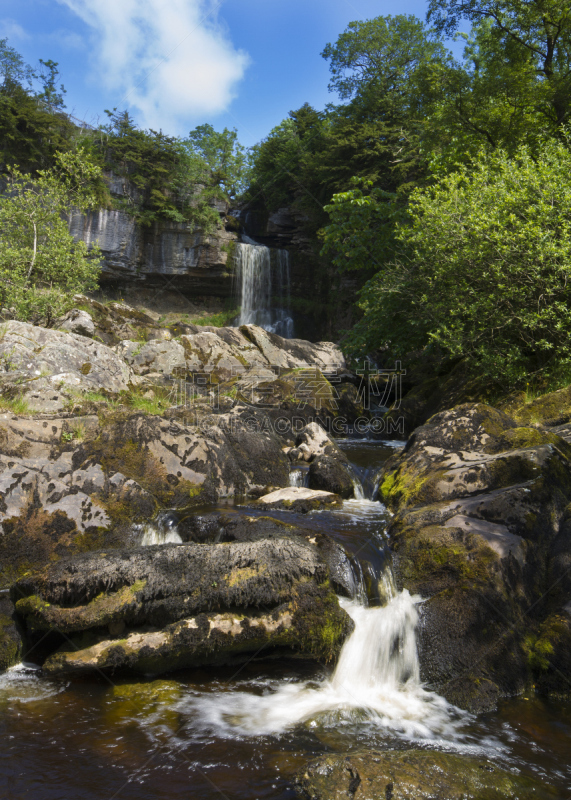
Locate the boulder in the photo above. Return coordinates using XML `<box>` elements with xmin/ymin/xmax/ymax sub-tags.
<box><xmin>308</xmin><ymin>455</ymin><xmax>356</xmax><ymax>499</ymax></box>
<box><xmin>239</xmin><ymin>325</ymin><xmax>346</xmax><ymax>372</ymax></box>
<box><xmin>255</xmin><ymin>487</ymin><xmax>342</xmax><ymax>513</ymax></box>
<box><xmin>378</xmin><ymin>403</ymin><xmax>571</xmax><ymax>711</ymax></box>
<box><xmin>59</xmin><ymin>309</ymin><xmax>95</xmax><ymax>338</ymax></box>
<box><xmin>290</xmin><ymin>421</ymin><xmax>341</xmax><ymax>461</ymax></box>
<box><xmin>12</xmin><ymin>540</ymin><xmax>353</xmax><ymax>676</ymax></box>
<box><xmin>294</xmin><ymin>749</ymin><xmax>559</xmax><ymax>800</ymax></box>
<box><xmin>115</xmin><ymin>339</ymin><xmax>186</xmax><ymax>376</ymax></box>
<box><xmin>177</xmin><ymin>511</ymin><xmax>359</xmax><ymax>599</ymax></box>
<box><xmin>0</xmin><ymin>320</ymin><xmax>134</xmax><ymax>397</ymax></box>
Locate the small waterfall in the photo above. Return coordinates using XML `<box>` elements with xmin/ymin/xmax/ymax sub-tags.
<box><xmin>185</xmin><ymin>586</ymin><xmax>461</xmax><ymax>739</ymax></box>
<box><xmin>351</xmin><ymin>474</ymin><xmax>365</xmax><ymax>500</ymax></box>
<box><xmin>140</xmin><ymin>512</ymin><xmax>182</xmax><ymax>546</ymax></box>
<box><xmin>234</xmin><ymin>236</ymin><xmax>294</xmax><ymax>337</ymax></box>
<box><xmin>289</xmin><ymin>467</ymin><xmax>309</xmax><ymax>488</ymax></box>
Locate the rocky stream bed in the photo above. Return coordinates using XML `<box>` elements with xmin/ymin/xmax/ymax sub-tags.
<box><xmin>1</xmin><ymin>299</ymin><xmax>570</xmax><ymax>798</ymax></box>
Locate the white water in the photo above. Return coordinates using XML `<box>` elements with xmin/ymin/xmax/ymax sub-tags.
<box><xmin>0</xmin><ymin>663</ymin><xmax>65</xmax><ymax>704</ymax></box>
<box><xmin>234</xmin><ymin>237</ymin><xmax>294</xmax><ymax>337</ymax></box>
<box><xmin>289</xmin><ymin>468</ymin><xmax>309</xmax><ymax>488</ymax></box>
<box><xmin>178</xmin><ymin>590</ymin><xmax>467</xmax><ymax>741</ymax></box>
<box><xmin>140</xmin><ymin>516</ymin><xmax>183</xmax><ymax>546</ymax></box>
<box><xmin>351</xmin><ymin>474</ymin><xmax>365</xmax><ymax>500</ymax></box>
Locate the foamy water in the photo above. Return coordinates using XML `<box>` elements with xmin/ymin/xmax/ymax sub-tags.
<box><xmin>174</xmin><ymin>592</ymin><xmax>471</xmax><ymax>743</ymax></box>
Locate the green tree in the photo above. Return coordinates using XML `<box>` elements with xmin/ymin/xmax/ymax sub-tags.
<box><xmin>184</xmin><ymin>123</ymin><xmax>250</xmax><ymax>200</ymax></box>
<box><xmin>0</xmin><ymin>149</ymin><xmax>103</xmax><ymax>325</ymax></box>
<box><xmin>324</xmin><ymin>138</ymin><xmax>571</xmax><ymax>387</ymax></box>
<box><xmin>0</xmin><ymin>39</ymin><xmax>74</xmax><ymax>173</ymax></box>
<box><xmin>427</xmin><ymin>0</ymin><xmax>571</xmax><ymax>130</ymax></box>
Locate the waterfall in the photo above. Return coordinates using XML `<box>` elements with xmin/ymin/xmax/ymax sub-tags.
<box><xmin>183</xmin><ymin>586</ymin><xmax>463</xmax><ymax>740</ymax></box>
<box><xmin>234</xmin><ymin>236</ymin><xmax>294</xmax><ymax>337</ymax></box>
<box><xmin>140</xmin><ymin>512</ymin><xmax>182</xmax><ymax>546</ymax></box>
<box><xmin>289</xmin><ymin>467</ymin><xmax>309</xmax><ymax>488</ymax></box>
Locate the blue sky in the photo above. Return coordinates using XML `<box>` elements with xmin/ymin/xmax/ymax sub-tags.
<box><xmin>2</xmin><ymin>0</ymin><xmax>465</xmax><ymax>147</ymax></box>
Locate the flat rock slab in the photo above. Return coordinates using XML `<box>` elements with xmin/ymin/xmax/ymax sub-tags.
<box><xmin>255</xmin><ymin>487</ymin><xmax>342</xmax><ymax>513</ymax></box>
<box><xmin>0</xmin><ymin>320</ymin><xmax>134</xmax><ymax>395</ymax></box>
<box><xmin>295</xmin><ymin>749</ymin><xmax>559</xmax><ymax>800</ymax></box>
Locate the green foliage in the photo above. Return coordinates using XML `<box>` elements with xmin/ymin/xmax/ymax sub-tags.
<box><xmin>0</xmin><ymin>45</ymin><xmax>75</xmax><ymax>174</ymax></box>
<box><xmin>328</xmin><ymin>138</ymin><xmax>571</xmax><ymax>387</ymax></box>
<box><xmin>0</xmin><ymin>149</ymin><xmax>103</xmax><ymax>325</ymax></box>
<box><xmin>183</xmin><ymin>123</ymin><xmax>251</xmax><ymax>200</ymax></box>
<box><xmin>427</xmin><ymin>0</ymin><xmax>571</xmax><ymax>133</ymax></box>
<box><xmin>188</xmin><ymin>308</ymin><xmax>239</xmax><ymax>328</ymax></box>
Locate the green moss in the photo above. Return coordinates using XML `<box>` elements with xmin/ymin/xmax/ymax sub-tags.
<box><xmin>0</xmin><ymin>613</ymin><xmax>22</xmax><ymax>671</ymax></box>
<box><xmin>523</xmin><ymin>633</ymin><xmax>554</xmax><ymax>672</ymax></box>
<box><xmin>397</xmin><ymin>529</ymin><xmax>498</xmax><ymax>590</ymax></box>
<box><xmin>16</xmin><ymin>580</ymin><xmax>148</xmax><ymax>634</ymax></box>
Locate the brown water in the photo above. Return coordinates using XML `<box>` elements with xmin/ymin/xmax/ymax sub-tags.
<box><xmin>2</xmin><ymin>438</ymin><xmax>570</xmax><ymax>800</ymax></box>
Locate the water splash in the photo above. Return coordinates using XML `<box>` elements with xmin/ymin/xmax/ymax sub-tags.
<box><xmin>289</xmin><ymin>467</ymin><xmax>309</xmax><ymax>488</ymax></box>
<box><xmin>140</xmin><ymin>512</ymin><xmax>183</xmax><ymax>546</ymax></box>
<box><xmin>176</xmin><ymin>591</ymin><xmax>467</xmax><ymax>741</ymax></box>
<box><xmin>234</xmin><ymin>237</ymin><xmax>294</xmax><ymax>337</ymax></box>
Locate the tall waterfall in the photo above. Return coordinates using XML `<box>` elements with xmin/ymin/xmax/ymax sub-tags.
<box><xmin>234</xmin><ymin>236</ymin><xmax>294</xmax><ymax>338</ymax></box>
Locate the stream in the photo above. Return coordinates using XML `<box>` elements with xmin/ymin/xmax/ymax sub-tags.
<box><xmin>1</xmin><ymin>438</ymin><xmax>570</xmax><ymax>799</ymax></box>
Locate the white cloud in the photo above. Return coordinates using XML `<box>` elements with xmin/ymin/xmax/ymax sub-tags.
<box><xmin>56</xmin><ymin>0</ymin><xmax>249</xmax><ymax>132</ymax></box>
<box><xmin>1</xmin><ymin>18</ymin><xmax>30</xmax><ymax>41</ymax></box>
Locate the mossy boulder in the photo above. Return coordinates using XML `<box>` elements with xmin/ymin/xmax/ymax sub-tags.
<box><xmin>13</xmin><ymin>538</ymin><xmax>353</xmax><ymax>676</ymax></box>
<box><xmin>294</xmin><ymin>749</ymin><xmax>559</xmax><ymax>800</ymax></box>
<box><xmin>500</xmin><ymin>385</ymin><xmax>571</xmax><ymax>427</ymax></box>
<box><xmin>378</xmin><ymin>403</ymin><xmax>571</xmax><ymax>711</ymax></box>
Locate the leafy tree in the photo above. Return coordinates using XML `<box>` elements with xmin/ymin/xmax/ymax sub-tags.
<box><xmin>324</xmin><ymin>138</ymin><xmax>571</xmax><ymax>388</ymax></box>
<box><xmin>0</xmin><ymin>37</ymin><xmax>35</xmax><ymax>89</ymax></box>
<box><xmin>183</xmin><ymin>123</ymin><xmax>251</xmax><ymax>200</ymax></box>
<box><xmin>427</xmin><ymin>0</ymin><xmax>571</xmax><ymax>130</ymax></box>
<box><xmin>0</xmin><ymin>149</ymin><xmax>103</xmax><ymax>325</ymax></box>
<box><xmin>0</xmin><ymin>39</ymin><xmax>74</xmax><ymax>173</ymax></box>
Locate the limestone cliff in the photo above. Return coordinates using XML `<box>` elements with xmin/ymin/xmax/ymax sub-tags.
<box><xmin>70</xmin><ymin>172</ymin><xmax>238</xmax><ymax>297</ymax></box>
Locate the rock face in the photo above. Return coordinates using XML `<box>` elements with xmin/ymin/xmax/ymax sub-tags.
<box><xmin>0</xmin><ymin>320</ymin><xmax>135</xmax><ymax>411</ymax></box>
<box><xmin>379</xmin><ymin>403</ymin><xmax>571</xmax><ymax>710</ymax></box>
<box><xmin>12</xmin><ymin>539</ymin><xmax>353</xmax><ymax>676</ymax></box>
<box><xmin>70</xmin><ymin>209</ymin><xmax>238</xmax><ymax>295</ymax></box>
<box><xmin>0</xmin><ymin>409</ymin><xmax>290</xmax><ymax>590</ymax></box>
<box><xmin>0</xmin><ymin>595</ymin><xmax>22</xmax><ymax>671</ymax></box>
<box><xmin>294</xmin><ymin>749</ymin><xmax>559</xmax><ymax>800</ymax></box>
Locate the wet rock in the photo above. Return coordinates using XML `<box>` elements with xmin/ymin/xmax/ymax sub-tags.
<box><xmin>378</xmin><ymin>403</ymin><xmax>571</xmax><ymax>711</ymax></box>
<box><xmin>294</xmin><ymin>749</ymin><xmax>559</xmax><ymax>800</ymax></box>
<box><xmin>12</xmin><ymin>539</ymin><xmax>352</xmax><ymax>676</ymax></box>
<box><xmin>255</xmin><ymin>487</ymin><xmax>342</xmax><ymax>513</ymax></box>
<box><xmin>308</xmin><ymin>455</ymin><xmax>355</xmax><ymax>499</ymax></box>
<box><xmin>177</xmin><ymin>511</ymin><xmax>358</xmax><ymax>598</ymax></box>
<box><xmin>0</xmin><ymin>596</ymin><xmax>23</xmax><ymax>671</ymax></box>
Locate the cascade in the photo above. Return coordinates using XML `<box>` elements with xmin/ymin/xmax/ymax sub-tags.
<box><xmin>185</xmin><ymin>579</ymin><xmax>462</xmax><ymax>740</ymax></box>
<box><xmin>140</xmin><ymin>512</ymin><xmax>182</xmax><ymax>546</ymax></box>
<box><xmin>289</xmin><ymin>467</ymin><xmax>309</xmax><ymax>488</ymax></box>
<box><xmin>234</xmin><ymin>235</ymin><xmax>294</xmax><ymax>337</ymax></box>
